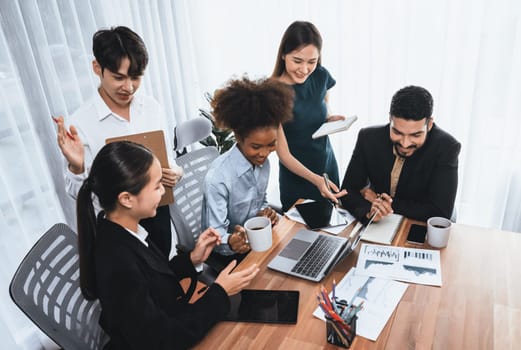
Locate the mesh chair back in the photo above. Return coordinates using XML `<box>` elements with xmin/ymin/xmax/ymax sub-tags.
<box><xmin>170</xmin><ymin>146</ymin><xmax>219</xmax><ymax>250</ymax></box>
<box><xmin>9</xmin><ymin>223</ymin><xmax>108</xmax><ymax>350</ymax></box>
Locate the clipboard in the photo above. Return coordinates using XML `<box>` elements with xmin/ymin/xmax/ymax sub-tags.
<box><xmin>106</xmin><ymin>130</ymin><xmax>173</xmax><ymax>206</ymax></box>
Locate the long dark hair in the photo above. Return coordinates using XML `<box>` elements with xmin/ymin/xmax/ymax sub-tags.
<box><xmin>271</xmin><ymin>21</ymin><xmax>323</xmax><ymax>78</ymax></box>
<box><xmin>77</xmin><ymin>141</ymin><xmax>154</xmax><ymax>300</ymax></box>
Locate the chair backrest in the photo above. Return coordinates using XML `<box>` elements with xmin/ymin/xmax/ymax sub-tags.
<box><xmin>174</xmin><ymin>117</ymin><xmax>212</xmax><ymax>156</ymax></box>
<box><xmin>169</xmin><ymin>146</ymin><xmax>219</xmax><ymax>250</ymax></box>
<box><xmin>9</xmin><ymin>223</ymin><xmax>108</xmax><ymax>350</ymax></box>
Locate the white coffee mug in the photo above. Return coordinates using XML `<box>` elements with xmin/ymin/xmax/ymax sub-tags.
<box><xmin>244</xmin><ymin>216</ymin><xmax>272</xmax><ymax>252</ymax></box>
<box><xmin>426</xmin><ymin>217</ymin><xmax>452</xmax><ymax>248</ymax></box>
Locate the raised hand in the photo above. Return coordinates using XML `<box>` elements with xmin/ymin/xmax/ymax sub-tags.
<box><xmin>190</xmin><ymin>228</ymin><xmax>221</xmax><ymax>265</ymax></box>
<box><xmin>53</xmin><ymin>116</ymin><xmax>85</xmax><ymax>174</ymax></box>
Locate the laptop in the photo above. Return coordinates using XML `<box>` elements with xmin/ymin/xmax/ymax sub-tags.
<box><xmin>268</xmin><ymin>229</ymin><xmax>354</xmax><ymax>282</ymax></box>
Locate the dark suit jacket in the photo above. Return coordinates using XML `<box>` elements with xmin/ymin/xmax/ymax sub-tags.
<box><xmin>94</xmin><ymin>218</ymin><xmax>230</xmax><ymax>350</ymax></box>
<box><xmin>340</xmin><ymin>124</ymin><xmax>461</xmax><ymax>222</ymax></box>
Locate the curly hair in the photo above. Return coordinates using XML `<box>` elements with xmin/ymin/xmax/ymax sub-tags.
<box><xmin>390</xmin><ymin>85</ymin><xmax>433</xmax><ymax>121</ymax></box>
<box><xmin>211</xmin><ymin>77</ymin><xmax>294</xmax><ymax>139</ymax></box>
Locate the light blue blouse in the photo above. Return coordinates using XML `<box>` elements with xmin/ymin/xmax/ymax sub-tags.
<box><xmin>201</xmin><ymin>145</ymin><xmax>269</xmax><ymax>255</ymax></box>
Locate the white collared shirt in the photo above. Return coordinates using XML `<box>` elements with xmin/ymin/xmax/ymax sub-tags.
<box><xmin>64</xmin><ymin>90</ymin><xmax>180</xmax><ymax>259</ymax></box>
<box><xmin>64</xmin><ymin>91</ymin><xmax>175</xmax><ymax>198</ymax></box>
<box><xmin>125</xmin><ymin>224</ymin><xmax>150</xmax><ymax>247</ymax></box>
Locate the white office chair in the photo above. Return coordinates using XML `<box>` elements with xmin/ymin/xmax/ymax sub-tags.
<box><xmin>173</xmin><ymin>117</ymin><xmax>212</xmax><ymax>157</ymax></box>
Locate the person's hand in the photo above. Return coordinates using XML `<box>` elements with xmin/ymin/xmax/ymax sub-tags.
<box><xmin>360</xmin><ymin>187</ymin><xmax>378</xmax><ymax>203</ymax></box>
<box><xmin>214</xmin><ymin>260</ymin><xmax>259</xmax><ymax>296</ymax></box>
<box><xmin>257</xmin><ymin>207</ymin><xmax>278</xmax><ymax>226</ymax></box>
<box><xmin>228</xmin><ymin>225</ymin><xmax>250</xmax><ymax>254</ymax></box>
<box><xmin>161</xmin><ymin>164</ymin><xmax>183</xmax><ymax>187</ymax></box>
<box><xmin>190</xmin><ymin>228</ymin><xmax>221</xmax><ymax>265</ymax></box>
<box><xmin>315</xmin><ymin>176</ymin><xmax>347</xmax><ymax>205</ymax></box>
<box><xmin>326</xmin><ymin>115</ymin><xmax>346</xmax><ymax>123</ymax></box>
<box><xmin>367</xmin><ymin>193</ymin><xmax>393</xmax><ymax>222</ymax></box>
<box><xmin>53</xmin><ymin>116</ymin><xmax>84</xmax><ymax>174</ymax></box>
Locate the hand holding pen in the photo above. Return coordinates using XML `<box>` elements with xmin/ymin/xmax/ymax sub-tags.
<box><xmin>367</xmin><ymin>192</ymin><xmax>393</xmax><ymax>222</ymax></box>
<box><xmin>321</xmin><ymin>173</ymin><xmax>347</xmax><ymax>206</ymax></box>
<box><xmin>52</xmin><ymin>116</ymin><xmax>85</xmax><ymax>174</ymax></box>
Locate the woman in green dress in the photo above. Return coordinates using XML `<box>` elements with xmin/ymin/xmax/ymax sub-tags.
<box><xmin>272</xmin><ymin>21</ymin><xmax>346</xmax><ymax>211</ymax></box>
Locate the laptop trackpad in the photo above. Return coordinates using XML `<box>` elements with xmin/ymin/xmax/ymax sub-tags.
<box><xmin>278</xmin><ymin>239</ymin><xmax>311</xmax><ymax>260</ymax></box>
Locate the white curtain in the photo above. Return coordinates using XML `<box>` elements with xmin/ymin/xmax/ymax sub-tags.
<box><xmin>187</xmin><ymin>0</ymin><xmax>521</xmax><ymax>230</ymax></box>
<box><xmin>1</xmin><ymin>0</ymin><xmax>521</xmax><ymax>348</ymax></box>
<box><xmin>0</xmin><ymin>0</ymin><xmax>198</xmax><ymax>348</ymax></box>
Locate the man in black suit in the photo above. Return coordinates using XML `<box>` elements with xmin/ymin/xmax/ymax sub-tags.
<box><xmin>340</xmin><ymin>85</ymin><xmax>461</xmax><ymax>223</ymax></box>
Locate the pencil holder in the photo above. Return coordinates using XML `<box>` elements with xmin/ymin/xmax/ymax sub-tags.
<box><xmin>325</xmin><ymin>315</ymin><xmax>357</xmax><ymax>348</ymax></box>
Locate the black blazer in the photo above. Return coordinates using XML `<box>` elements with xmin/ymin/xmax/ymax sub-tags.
<box><xmin>94</xmin><ymin>218</ymin><xmax>230</xmax><ymax>350</ymax></box>
<box><xmin>340</xmin><ymin>124</ymin><xmax>461</xmax><ymax>222</ymax></box>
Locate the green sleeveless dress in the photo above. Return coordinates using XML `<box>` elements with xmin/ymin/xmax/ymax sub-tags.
<box><xmin>279</xmin><ymin>65</ymin><xmax>340</xmax><ymax>211</ymax></box>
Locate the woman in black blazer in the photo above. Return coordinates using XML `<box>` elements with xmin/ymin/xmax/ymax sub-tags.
<box><xmin>76</xmin><ymin>141</ymin><xmax>259</xmax><ymax>350</ymax></box>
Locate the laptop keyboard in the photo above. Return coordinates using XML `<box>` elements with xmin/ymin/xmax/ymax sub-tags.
<box><xmin>291</xmin><ymin>235</ymin><xmax>342</xmax><ymax>278</ymax></box>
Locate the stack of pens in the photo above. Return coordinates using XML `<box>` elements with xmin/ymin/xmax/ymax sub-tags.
<box><xmin>317</xmin><ymin>282</ymin><xmax>363</xmax><ymax>348</ymax></box>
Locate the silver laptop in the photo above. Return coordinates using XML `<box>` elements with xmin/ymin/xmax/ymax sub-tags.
<box><xmin>267</xmin><ymin>229</ymin><xmax>353</xmax><ymax>282</ymax></box>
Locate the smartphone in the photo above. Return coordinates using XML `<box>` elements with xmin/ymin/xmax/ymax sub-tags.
<box><xmin>407</xmin><ymin>224</ymin><xmax>427</xmax><ymax>244</ymax></box>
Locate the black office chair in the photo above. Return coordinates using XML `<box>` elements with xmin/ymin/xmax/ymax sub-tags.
<box><xmin>9</xmin><ymin>223</ymin><xmax>108</xmax><ymax>350</ymax></box>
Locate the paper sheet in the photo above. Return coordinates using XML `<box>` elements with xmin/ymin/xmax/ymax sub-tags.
<box><xmin>313</xmin><ymin>267</ymin><xmax>408</xmax><ymax>341</ymax></box>
<box><xmin>356</xmin><ymin>243</ymin><xmax>442</xmax><ymax>286</ymax></box>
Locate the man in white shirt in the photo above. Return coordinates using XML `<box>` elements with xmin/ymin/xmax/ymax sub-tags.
<box><xmin>55</xmin><ymin>26</ymin><xmax>182</xmax><ymax>258</ymax></box>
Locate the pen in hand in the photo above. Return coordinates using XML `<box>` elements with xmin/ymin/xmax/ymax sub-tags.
<box><xmin>322</xmin><ymin>173</ymin><xmax>338</xmax><ymax>206</ymax></box>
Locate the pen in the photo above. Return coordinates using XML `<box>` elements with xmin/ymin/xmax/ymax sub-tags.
<box><xmin>322</xmin><ymin>173</ymin><xmax>337</xmax><ymax>206</ymax></box>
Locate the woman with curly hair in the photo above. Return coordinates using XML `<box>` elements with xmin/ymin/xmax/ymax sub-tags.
<box><xmin>201</xmin><ymin>77</ymin><xmax>294</xmax><ymax>267</ymax></box>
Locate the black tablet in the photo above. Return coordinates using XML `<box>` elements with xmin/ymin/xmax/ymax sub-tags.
<box><xmin>295</xmin><ymin>200</ymin><xmax>347</xmax><ymax>230</ymax></box>
<box><xmin>224</xmin><ymin>289</ymin><xmax>299</xmax><ymax>324</ymax></box>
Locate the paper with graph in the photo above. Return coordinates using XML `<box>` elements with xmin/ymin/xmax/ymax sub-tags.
<box><xmin>356</xmin><ymin>243</ymin><xmax>442</xmax><ymax>286</ymax></box>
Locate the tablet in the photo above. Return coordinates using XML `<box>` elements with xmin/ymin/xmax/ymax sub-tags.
<box><xmin>295</xmin><ymin>200</ymin><xmax>347</xmax><ymax>230</ymax></box>
<box><xmin>224</xmin><ymin>289</ymin><xmax>299</xmax><ymax>324</ymax></box>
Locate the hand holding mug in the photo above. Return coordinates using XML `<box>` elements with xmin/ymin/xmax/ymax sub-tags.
<box><xmin>257</xmin><ymin>207</ymin><xmax>278</xmax><ymax>226</ymax></box>
<box><xmin>228</xmin><ymin>225</ymin><xmax>251</xmax><ymax>254</ymax></box>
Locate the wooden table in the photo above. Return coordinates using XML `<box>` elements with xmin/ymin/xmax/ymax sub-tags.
<box><xmin>194</xmin><ymin>215</ymin><xmax>521</xmax><ymax>349</ymax></box>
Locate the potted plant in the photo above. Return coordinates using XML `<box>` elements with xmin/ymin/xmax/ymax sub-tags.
<box><xmin>199</xmin><ymin>92</ymin><xmax>236</xmax><ymax>154</ymax></box>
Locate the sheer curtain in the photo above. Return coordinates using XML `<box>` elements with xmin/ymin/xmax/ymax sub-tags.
<box><xmin>0</xmin><ymin>0</ymin><xmax>199</xmax><ymax>348</ymax></box>
<box><xmin>187</xmin><ymin>0</ymin><xmax>521</xmax><ymax>230</ymax></box>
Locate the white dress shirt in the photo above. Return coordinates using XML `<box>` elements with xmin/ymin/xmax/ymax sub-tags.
<box><xmin>64</xmin><ymin>90</ymin><xmax>180</xmax><ymax>259</ymax></box>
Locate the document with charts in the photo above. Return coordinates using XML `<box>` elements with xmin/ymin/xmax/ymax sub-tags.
<box><xmin>356</xmin><ymin>243</ymin><xmax>442</xmax><ymax>286</ymax></box>
<box><xmin>313</xmin><ymin>267</ymin><xmax>408</xmax><ymax>341</ymax></box>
